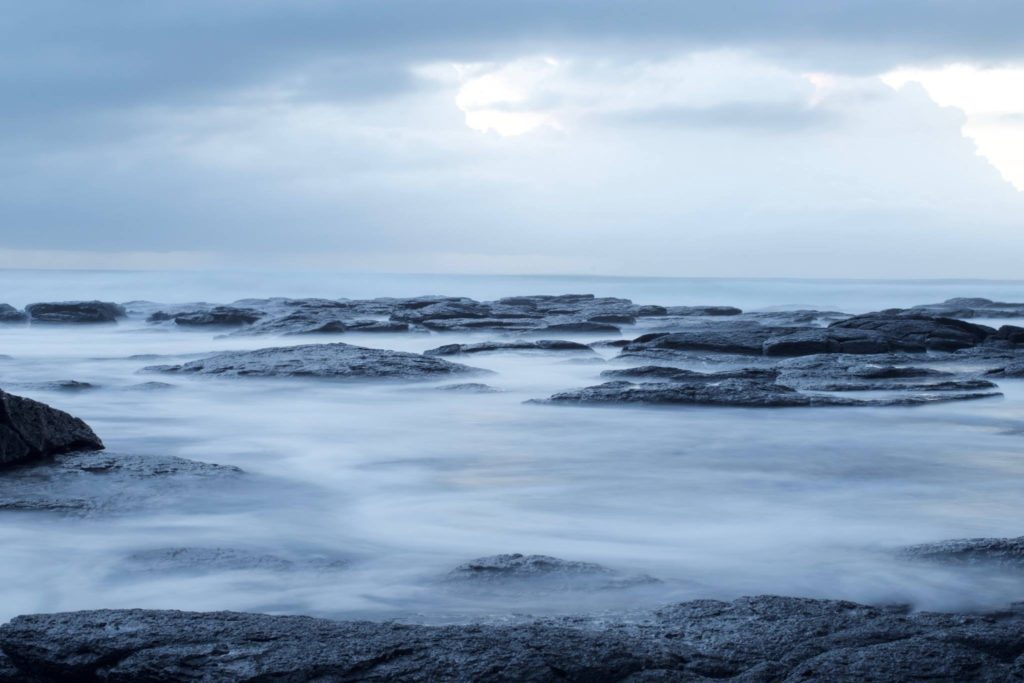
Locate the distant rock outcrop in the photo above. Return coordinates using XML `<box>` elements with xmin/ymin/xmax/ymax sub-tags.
<box><xmin>25</xmin><ymin>301</ymin><xmax>126</xmax><ymax>324</ymax></box>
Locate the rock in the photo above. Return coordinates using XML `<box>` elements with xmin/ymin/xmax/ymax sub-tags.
<box><xmin>0</xmin><ymin>304</ymin><xmax>26</xmax><ymax>323</ymax></box>
<box><xmin>538</xmin><ymin>378</ymin><xmax>816</xmax><ymax>407</ymax></box>
<box><xmin>773</xmin><ymin>355</ymin><xmax>998</xmax><ymax>393</ymax></box>
<box><xmin>390</xmin><ymin>299</ymin><xmax>494</xmax><ymax>324</ymax></box>
<box><xmin>118</xmin><ymin>547</ymin><xmax>349</xmax><ymax>575</ymax></box>
<box><xmin>543</xmin><ymin>321</ymin><xmax>621</xmax><ymax>334</ymax></box>
<box><xmin>170</xmin><ymin>306</ymin><xmax>263</xmax><ymax>327</ymax></box>
<box><xmin>899</xmin><ymin>536</ymin><xmax>1024</xmax><ymax>569</ymax></box>
<box><xmin>145</xmin><ymin>342</ymin><xmax>487</xmax><ymax>381</ymax></box>
<box><xmin>0</xmin><ymin>451</ymin><xmax>241</xmax><ymax>514</ymax></box>
<box><xmin>0</xmin><ymin>390</ymin><xmax>104</xmax><ymax>466</ymax></box>
<box><xmin>621</xmin><ymin>322</ymin><xmax>804</xmax><ymax>357</ymax></box>
<box><xmin>830</xmin><ymin>312</ymin><xmax>994</xmax><ymax>351</ymax></box>
<box><xmin>123</xmin><ymin>381</ymin><xmax>176</xmax><ymax>391</ymax></box>
<box><xmin>25</xmin><ymin>301</ymin><xmax>126</xmax><ymax>324</ymax></box>
<box><xmin>424</xmin><ymin>340</ymin><xmax>596</xmax><ymax>357</ymax></box>
<box><xmin>587</xmin><ymin>314</ymin><xmax>636</xmax><ymax>324</ymax></box>
<box><xmin>12</xmin><ymin>380</ymin><xmax>97</xmax><ymax>392</ymax></box>
<box><xmin>435</xmin><ymin>383</ymin><xmax>502</xmax><ymax>393</ymax></box>
<box><xmin>6</xmin><ymin>596</ymin><xmax>1024</xmax><ymax>681</ymax></box>
<box><xmin>419</xmin><ymin>318</ymin><xmax>543</xmax><ymax>332</ymax></box>
<box><xmin>989</xmin><ymin>325</ymin><xmax>1024</xmax><ymax>345</ymax></box>
<box><xmin>601</xmin><ymin>365</ymin><xmax>778</xmax><ymax>382</ymax></box>
<box><xmin>663</xmin><ymin>305</ymin><xmax>742</xmax><ymax>316</ymax></box>
<box><xmin>908</xmin><ymin>297</ymin><xmax>1024</xmax><ymax>319</ymax></box>
<box><xmin>346</xmin><ymin>320</ymin><xmax>410</xmax><ymax>333</ymax></box>
<box><xmin>445</xmin><ymin>553</ymin><xmax>658</xmax><ymax>591</ymax></box>
<box><xmin>763</xmin><ymin>328</ymin><xmax>891</xmax><ymax>356</ymax></box>
<box><xmin>986</xmin><ymin>361</ymin><xmax>1024</xmax><ymax>377</ymax></box>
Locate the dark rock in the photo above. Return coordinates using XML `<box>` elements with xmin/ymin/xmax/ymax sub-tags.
<box><xmin>763</xmin><ymin>328</ymin><xmax>891</xmax><ymax>356</ymax></box>
<box><xmin>391</xmin><ymin>299</ymin><xmax>493</xmax><ymax>324</ymax></box>
<box><xmin>13</xmin><ymin>380</ymin><xmax>97</xmax><ymax>392</ymax></box>
<box><xmin>346</xmin><ymin>320</ymin><xmax>410</xmax><ymax>333</ymax></box>
<box><xmin>664</xmin><ymin>305</ymin><xmax>742</xmax><ymax>316</ymax></box>
<box><xmin>899</xmin><ymin>536</ymin><xmax>1024</xmax><ymax>568</ymax></box>
<box><xmin>25</xmin><ymin>301</ymin><xmax>126</xmax><ymax>324</ymax></box>
<box><xmin>6</xmin><ymin>596</ymin><xmax>1024</xmax><ymax>681</ymax></box>
<box><xmin>774</xmin><ymin>355</ymin><xmax>999</xmax><ymax>393</ymax></box>
<box><xmin>171</xmin><ymin>306</ymin><xmax>263</xmax><ymax>327</ymax></box>
<box><xmin>587</xmin><ymin>314</ymin><xmax>636</xmax><ymax>324</ymax></box>
<box><xmin>124</xmin><ymin>381</ymin><xmax>176</xmax><ymax>391</ymax></box>
<box><xmin>145</xmin><ymin>342</ymin><xmax>486</xmax><ymax>381</ymax></box>
<box><xmin>908</xmin><ymin>297</ymin><xmax>1024</xmax><ymax>319</ymax></box>
<box><xmin>424</xmin><ymin>340</ymin><xmax>596</xmax><ymax>357</ymax></box>
<box><xmin>986</xmin><ymin>361</ymin><xmax>1024</xmax><ymax>377</ymax></box>
<box><xmin>0</xmin><ymin>451</ymin><xmax>241</xmax><ymax>514</ymax></box>
<box><xmin>420</xmin><ymin>317</ymin><xmax>543</xmax><ymax>332</ymax></box>
<box><xmin>543</xmin><ymin>321</ymin><xmax>621</xmax><ymax>334</ymax></box>
<box><xmin>445</xmin><ymin>553</ymin><xmax>658</xmax><ymax>591</ymax></box>
<box><xmin>622</xmin><ymin>322</ymin><xmax>804</xmax><ymax>357</ymax></box>
<box><xmin>830</xmin><ymin>312</ymin><xmax>994</xmax><ymax>351</ymax></box>
<box><xmin>0</xmin><ymin>390</ymin><xmax>103</xmax><ymax>466</ymax></box>
<box><xmin>0</xmin><ymin>304</ymin><xmax>26</xmax><ymax>323</ymax></box>
<box><xmin>539</xmin><ymin>379</ymin><xmax>815</xmax><ymax>407</ymax></box>
<box><xmin>601</xmin><ymin>365</ymin><xmax>779</xmax><ymax>382</ymax></box>
<box><xmin>118</xmin><ymin>547</ymin><xmax>349</xmax><ymax>575</ymax></box>
<box><xmin>590</xmin><ymin>339</ymin><xmax>631</xmax><ymax>349</ymax></box>
<box><xmin>436</xmin><ymin>383</ymin><xmax>502</xmax><ymax>393</ymax></box>
<box><xmin>990</xmin><ymin>325</ymin><xmax>1024</xmax><ymax>344</ymax></box>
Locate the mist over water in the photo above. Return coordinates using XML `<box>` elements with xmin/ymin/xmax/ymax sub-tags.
<box><xmin>2</xmin><ymin>270</ymin><xmax>1024</xmax><ymax>624</ymax></box>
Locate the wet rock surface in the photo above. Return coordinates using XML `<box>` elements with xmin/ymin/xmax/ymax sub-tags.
<box><xmin>118</xmin><ymin>547</ymin><xmax>350</xmax><ymax>575</ymax></box>
<box><xmin>899</xmin><ymin>536</ymin><xmax>1024</xmax><ymax>569</ymax></box>
<box><xmin>0</xmin><ymin>389</ymin><xmax>104</xmax><ymax>466</ymax></box>
<box><xmin>445</xmin><ymin>553</ymin><xmax>658</xmax><ymax>591</ymax></box>
<box><xmin>424</xmin><ymin>340</ymin><xmax>596</xmax><ymax>356</ymax></box>
<box><xmin>0</xmin><ymin>452</ymin><xmax>242</xmax><ymax>514</ymax></box>
<box><xmin>5</xmin><ymin>596</ymin><xmax>1024</xmax><ymax>682</ymax></box>
<box><xmin>907</xmin><ymin>297</ymin><xmax>1024</xmax><ymax>319</ymax></box>
<box><xmin>830</xmin><ymin>312</ymin><xmax>994</xmax><ymax>351</ymax></box>
<box><xmin>145</xmin><ymin>342</ymin><xmax>487</xmax><ymax>381</ymax></box>
<box><xmin>25</xmin><ymin>301</ymin><xmax>126</xmax><ymax>324</ymax></box>
<box><xmin>987</xmin><ymin>361</ymin><xmax>1024</xmax><ymax>377</ymax></box>
<box><xmin>0</xmin><ymin>304</ymin><xmax>26</xmax><ymax>323</ymax></box>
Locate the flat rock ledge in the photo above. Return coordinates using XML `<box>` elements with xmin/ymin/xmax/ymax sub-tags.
<box><xmin>144</xmin><ymin>342</ymin><xmax>487</xmax><ymax>381</ymax></box>
<box><xmin>0</xmin><ymin>389</ymin><xmax>104</xmax><ymax>466</ymax></box>
<box><xmin>5</xmin><ymin>596</ymin><xmax>1024</xmax><ymax>681</ymax></box>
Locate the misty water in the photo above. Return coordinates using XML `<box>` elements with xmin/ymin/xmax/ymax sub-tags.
<box><xmin>3</xmin><ymin>270</ymin><xmax>1024</xmax><ymax>624</ymax></box>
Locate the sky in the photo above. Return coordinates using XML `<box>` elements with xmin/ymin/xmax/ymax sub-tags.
<box><xmin>2</xmin><ymin>0</ymin><xmax>1023</xmax><ymax>278</ymax></box>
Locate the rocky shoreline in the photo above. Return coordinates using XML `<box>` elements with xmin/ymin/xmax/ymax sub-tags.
<box><xmin>2</xmin><ymin>293</ymin><xmax>1024</xmax><ymax>679</ymax></box>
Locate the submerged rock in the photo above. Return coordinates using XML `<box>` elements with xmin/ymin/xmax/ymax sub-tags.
<box><xmin>5</xmin><ymin>596</ymin><xmax>1024</xmax><ymax>681</ymax></box>
<box><xmin>0</xmin><ymin>452</ymin><xmax>241</xmax><ymax>514</ymax></box>
<box><xmin>25</xmin><ymin>301</ymin><xmax>125</xmax><ymax>324</ymax></box>
<box><xmin>145</xmin><ymin>343</ymin><xmax>486</xmax><ymax>381</ymax></box>
<box><xmin>445</xmin><ymin>553</ymin><xmax>658</xmax><ymax>591</ymax></box>
<box><xmin>424</xmin><ymin>340</ymin><xmax>596</xmax><ymax>357</ymax></box>
<box><xmin>435</xmin><ymin>383</ymin><xmax>502</xmax><ymax>393</ymax></box>
<box><xmin>118</xmin><ymin>547</ymin><xmax>349</xmax><ymax>575</ymax></box>
<box><xmin>0</xmin><ymin>389</ymin><xmax>103</xmax><ymax>466</ymax></box>
<box><xmin>899</xmin><ymin>536</ymin><xmax>1024</xmax><ymax>568</ymax></box>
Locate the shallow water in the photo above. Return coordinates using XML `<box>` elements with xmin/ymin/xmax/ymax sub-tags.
<box><xmin>2</xmin><ymin>271</ymin><xmax>1024</xmax><ymax>623</ymax></box>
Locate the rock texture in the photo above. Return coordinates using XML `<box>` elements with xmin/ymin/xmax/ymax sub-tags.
<box><xmin>830</xmin><ymin>312</ymin><xmax>994</xmax><ymax>352</ymax></box>
<box><xmin>6</xmin><ymin>596</ymin><xmax>1024</xmax><ymax>681</ymax></box>
<box><xmin>25</xmin><ymin>301</ymin><xmax>125</xmax><ymax>324</ymax></box>
<box><xmin>424</xmin><ymin>340</ymin><xmax>596</xmax><ymax>357</ymax></box>
<box><xmin>0</xmin><ymin>389</ymin><xmax>103</xmax><ymax>466</ymax></box>
<box><xmin>118</xmin><ymin>547</ymin><xmax>349</xmax><ymax>575</ymax></box>
<box><xmin>907</xmin><ymin>297</ymin><xmax>1024</xmax><ymax>319</ymax></box>
<box><xmin>0</xmin><ymin>304</ymin><xmax>26</xmax><ymax>323</ymax></box>
<box><xmin>445</xmin><ymin>553</ymin><xmax>657</xmax><ymax>591</ymax></box>
<box><xmin>899</xmin><ymin>536</ymin><xmax>1024</xmax><ymax>569</ymax></box>
<box><xmin>0</xmin><ymin>452</ymin><xmax>241</xmax><ymax>514</ymax></box>
<box><xmin>145</xmin><ymin>343</ymin><xmax>486</xmax><ymax>381</ymax></box>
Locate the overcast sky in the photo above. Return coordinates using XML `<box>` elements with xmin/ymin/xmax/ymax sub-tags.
<box><xmin>2</xmin><ymin>1</ymin><xmax>1023</xmax><ymax>277</ymax></box>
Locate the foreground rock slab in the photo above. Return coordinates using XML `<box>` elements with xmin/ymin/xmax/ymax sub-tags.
<box><xmin>145</xmin><ymin>343</ymin><xmax>486</xmax><ymax>381</ymax></box>
<box><xmin>0</xmin><ymin>389</ymin><xmax>103</xmax><ymax>466</ymax></box>
<box><xmin>900</xmin><ymin>536</ymin><xmax>1024</xmax><ymax>569</ymax></box>
<box><xmin>5</xmin><ymin>596</ymin><xmax>1024</xmax><ymax>681</ymax></box>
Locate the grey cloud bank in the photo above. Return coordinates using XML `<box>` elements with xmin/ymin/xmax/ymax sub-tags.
<box><xmin>2</xmin><ymin>1</ymin><xmax>1023</xmax><ymax>277</ymax></box>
